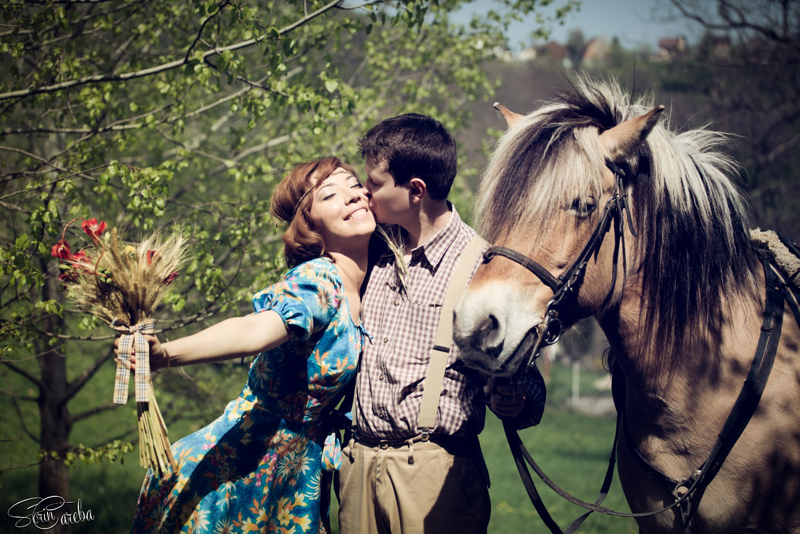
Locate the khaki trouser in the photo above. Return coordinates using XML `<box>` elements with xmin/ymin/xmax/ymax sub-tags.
<box><xmin>338</xmin><ymin>437</ymin><xmax>491</xmax><ymax>534</ymax></box>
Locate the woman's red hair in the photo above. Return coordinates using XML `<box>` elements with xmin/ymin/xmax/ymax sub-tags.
<box><xmin>270</xmin><ymin>156</ymin><xmax>359</xmax><ymax>268</ymax></box>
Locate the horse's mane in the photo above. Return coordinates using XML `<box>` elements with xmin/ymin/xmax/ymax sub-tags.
<box><xmin>477</xmin><ymin>77</ymin><xmax>760</xmax><ymax>375</ymax></box>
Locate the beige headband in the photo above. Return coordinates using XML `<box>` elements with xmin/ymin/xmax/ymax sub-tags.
<box><xmin>291</xmin><ymin>167</ymin><xmax>352</xmax><ymax>219</ymax></box>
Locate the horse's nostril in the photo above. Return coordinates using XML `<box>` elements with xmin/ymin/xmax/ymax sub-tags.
<box><xmin>475</xmin><ymin>314</ymin><xmax>502</xmax><ymax>355</ymax></box>
<box><xmin>477</xmin><ymin>315</ymin><xmax>497</xmax><ymax>335</ymax></box>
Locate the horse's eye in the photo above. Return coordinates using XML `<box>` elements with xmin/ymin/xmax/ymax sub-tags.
<box><xmin>567</xmin><ymin>197</ymin><xmax>597</xmax><ymax>218</ymax></box>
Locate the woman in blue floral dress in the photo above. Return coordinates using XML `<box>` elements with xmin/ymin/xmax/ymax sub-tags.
<box><xmin>123</xmin><ymin>157</ymin><xmax>375</xmax><ymax>534</ymax></box>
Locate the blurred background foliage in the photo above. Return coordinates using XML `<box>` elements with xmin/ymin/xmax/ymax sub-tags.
<box><xmin>1</xmin><ymin>0</ymin><xmax>797</xmax><ymax>532</ymax></box>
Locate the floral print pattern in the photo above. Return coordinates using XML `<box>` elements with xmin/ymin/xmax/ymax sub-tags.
<box><xmin>131</xmin><ymin>258</ymin><xmax>364</xmax><ymax>534</ymax></box>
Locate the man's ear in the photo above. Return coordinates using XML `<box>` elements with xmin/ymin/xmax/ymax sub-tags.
<box><xmin>408</xmin><ymin>177</ymin><xmax>426</xmax><ymax>204</ymax></box>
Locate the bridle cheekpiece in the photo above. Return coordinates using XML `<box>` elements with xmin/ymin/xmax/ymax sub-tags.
<box><xmin>481</xmin><ymin>160</ymin><xmax>636</xmax><ymax>374</ymax></box>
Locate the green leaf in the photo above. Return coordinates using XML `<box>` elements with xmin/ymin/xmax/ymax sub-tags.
<box><xmin>15</xmin><ymin>234</ymin><xmax>30</xmax><ymax>250</ymax></box>
<box><xmin>324</xmin><ymin>80</ymin><xmax>339</xmax><ymax>93</ymax></box>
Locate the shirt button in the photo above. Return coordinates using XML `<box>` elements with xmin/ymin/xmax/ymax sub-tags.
<box><xmin>383</xmin><ymin>337</ymin><xmax>389</xmax><ymax>344</ymax></box>
<box><xmin>394</xmin><ymin>300</ymin><xmax>400</xmax><ymax>306</ymax></box>
<box><xmin>379</xmin><ymin>374</ymin><xmax>384</xmax><ymax>381</ymax></box>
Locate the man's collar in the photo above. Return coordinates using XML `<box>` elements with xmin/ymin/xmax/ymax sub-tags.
<box><xmin>410</xmin><ymin>202</ymin><xmax>461</xmax><ymax>271</ymax></box>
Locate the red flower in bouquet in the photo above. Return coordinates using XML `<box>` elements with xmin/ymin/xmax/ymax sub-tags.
<box><xmin>51</xmin><ymin>218</ymin><xmax>113</xmax><ymax>288</ymax></box>
<box><xmin>51</xmin><ymin>240</ymin><xmax>72</xmax><ymax>260</ymax></box>
<box><xmin>58</xmin><ymin>269</ymin><xmax>80</xmax><ymax>283</ymax></box>
<box><xmin>70</xmin><ymin>249</ymin><xmax>89</xmax><ymax>263</ymax></box>
<box><xmin>81</xmin><ymin>218</ymin><xmax>107</xmax><ymax>241</ymax></box>
<box><xmin>163</xmin><ymin>271</ymin><xmax>179</xmax><ymax>285</ymax></box>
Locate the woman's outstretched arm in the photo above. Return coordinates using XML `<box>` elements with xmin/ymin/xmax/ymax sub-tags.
<box><xmin>116</xmin><ymin>311</ymin><xmax>290</xmax><ymax>371</ymax></box>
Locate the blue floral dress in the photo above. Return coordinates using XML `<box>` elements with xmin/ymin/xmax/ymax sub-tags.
<box><xmin>131</xmin><ymin>258</ymin><xmax>365</xmax><ymax>534</ymax></box>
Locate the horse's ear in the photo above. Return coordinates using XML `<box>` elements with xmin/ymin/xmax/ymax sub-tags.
<box><xmin>600</xmin><ymin>105</ymin><xmax>665</xmax><ymax>160</ymax></box>
<box><xmin>493</xmin><ymin>102</ymin><xmax>523</xmax><ymax>128</ymax></box>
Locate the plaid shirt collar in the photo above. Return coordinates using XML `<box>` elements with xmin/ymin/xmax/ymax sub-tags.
<box><xmin>409</xmin><ymin>202</ymin><xmax>461</xmax><ymax>273</ymax></box>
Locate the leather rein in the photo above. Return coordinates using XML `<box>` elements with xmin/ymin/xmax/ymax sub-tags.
<box><xmin>482</xmin><ymin>161</ymin><xmax>795</xmax><ymax>534</ymax></box>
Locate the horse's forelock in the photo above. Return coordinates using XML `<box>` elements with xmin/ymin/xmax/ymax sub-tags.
<box><xmin>477</xmin><ymin>84</ymin><xmax>622</xmax><ymax>250</ymax></box>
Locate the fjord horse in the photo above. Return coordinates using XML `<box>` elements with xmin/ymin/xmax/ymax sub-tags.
<box><xmin>453</xmin><ymin>78</ymin><xmax>800</xmax><ymax>533</ymax></box>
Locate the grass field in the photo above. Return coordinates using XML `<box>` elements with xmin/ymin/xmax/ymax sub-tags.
<box><xmin>479</xmin><ymin>408</ymin><xmax>637</xmax><ymax>534</ymax></box>
<box><xmin>1</xmin><ymin>360</ymin><xmax>637</xmax><ymax>533</ymax></box>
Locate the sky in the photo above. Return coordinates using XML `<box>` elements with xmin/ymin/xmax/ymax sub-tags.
<box><xmin>451</xmin><ymin>0</ymin><xmax>705</xmax><ymax>51</ymax></box>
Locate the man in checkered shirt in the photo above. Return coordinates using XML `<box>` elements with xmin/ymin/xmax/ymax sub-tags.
<box><xmin>338</xmin><ymin>114</ymin><xmax>546</xmax><ymax>534</ymax></box>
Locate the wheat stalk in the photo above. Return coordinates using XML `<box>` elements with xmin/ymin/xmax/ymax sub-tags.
<box><xmin>54</xmin><ymin>221</ymin><xmax>189</xmax><ymax>477</ymax></box>
<box><xmin>375</xmin><ymin>224</ymin><xmax>409</xmax><ymax>296</ymax></box>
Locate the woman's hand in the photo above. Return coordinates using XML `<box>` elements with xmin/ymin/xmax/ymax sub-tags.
<box><xmin>114</xmin><ymin>334</ymin><xmax>171</xmax><ymax>373</ymax></box>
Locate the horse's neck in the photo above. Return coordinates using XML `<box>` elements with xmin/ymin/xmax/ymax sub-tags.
<box><xmin>599</xmin><ymin>284</ymin><xmax>763</xmax><ymax>433</ymax></box>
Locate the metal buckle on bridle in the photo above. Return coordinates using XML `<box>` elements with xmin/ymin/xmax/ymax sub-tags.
<box><xmin>672</xmin><ymin>470</ymin><xmax>701</xmax><ymax>502</ymax></box>
<box><xmin>523</xmin><ymin>300</ymin><xmax>564</xmax><ymax>370</ymax></box>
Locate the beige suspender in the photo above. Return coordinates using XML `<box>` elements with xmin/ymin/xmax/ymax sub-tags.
<box><xmin>350</xmin><ymin>234</ymin><xmax>488</xmax><ymax>437</ymax></box>
<box><xmin>416</xmin><ymin>234</ymin><xmax>487</xmax><ymax>433</ymax></box>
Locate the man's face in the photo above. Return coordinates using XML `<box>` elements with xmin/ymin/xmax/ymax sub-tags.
<box><xmin>364</xmin><ymin>158</ymin><xmax>412</xmax><ymax>226</ymax></box>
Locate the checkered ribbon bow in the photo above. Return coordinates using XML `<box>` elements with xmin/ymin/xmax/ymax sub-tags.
<box><xmin>112</xmin><ymin>319</ymin><xmax>155</xmax><ymax>404</ymax></box>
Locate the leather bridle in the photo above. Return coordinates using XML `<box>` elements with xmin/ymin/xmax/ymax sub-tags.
<box><xmin>482</xmin><ymin>160</ymin><xmax>637</xmax><ymax>375</ymax></box>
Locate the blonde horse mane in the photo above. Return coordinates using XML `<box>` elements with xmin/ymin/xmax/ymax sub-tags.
<box><xmin>477</xmin><ymin>77</ymin><xmax>761</xmax><ymax>371</ymax></box>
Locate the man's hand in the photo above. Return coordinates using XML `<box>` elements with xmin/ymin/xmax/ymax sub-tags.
<box><xmin>114</xmin><ymin>334</ymin><xmax>169</xmax><ymax>372</ymax></box>
<box><xmin>486</xmin><ymin>376</ymin><xmax>527</xmax><ymax>419</ymax></box>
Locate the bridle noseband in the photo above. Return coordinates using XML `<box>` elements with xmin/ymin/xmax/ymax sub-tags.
<box><xmin>482</xmin><ymin>160</ymin><xmax>636</xmax><ymax>373</ymax></box>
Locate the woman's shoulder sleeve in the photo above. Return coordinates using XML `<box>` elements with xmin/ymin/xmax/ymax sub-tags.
<box><xmin>251</xmin><ymin>258</ymin><xmax>343</xmax><ymax>342</ymax></box>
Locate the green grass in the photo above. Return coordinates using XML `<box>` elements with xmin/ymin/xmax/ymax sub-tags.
<box><xmin>479</xmin><ymin>409</ymin><xmax>636</xmax><ymax>534</ymax></box>
<box><xmin>1</xmin><ymin>360</ymin><xmax>635</xmax><ymax>533</ymax></box>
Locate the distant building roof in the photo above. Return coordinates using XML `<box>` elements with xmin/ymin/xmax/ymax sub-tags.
<box><xmin>656</xmin><ymin>36</ymin><xmax>687</xmax><ymax>61</ymax></box>
<box><xmin>516</xmin><ymin>47</ymin><xmax>537</xmax><ymax>62</ymax></box>
<box><xmin>537</xmin><ymin>41</ymin><xmax>569</xmax><ymax>59</ymax></box>
<box><xmin>582</xmin><ymin>37</ymin><xmax>610</xmax><ymax>63</ymax></box>
<box><xmin>658</xmin><ymin>36</ymin><xmax>687</xmax><ymax>53</ymax></box>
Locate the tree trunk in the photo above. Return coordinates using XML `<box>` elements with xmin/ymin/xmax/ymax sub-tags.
<box><xmin>37</xmin><ymin>261</ymin><xmax>73</xmax><ymax>534</ymax></box>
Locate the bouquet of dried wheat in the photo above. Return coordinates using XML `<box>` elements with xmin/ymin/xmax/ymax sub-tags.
<box><xmin>52</xmin><ymin>218</ymin><xmax>189</xmax><ymax>476</ymax></box>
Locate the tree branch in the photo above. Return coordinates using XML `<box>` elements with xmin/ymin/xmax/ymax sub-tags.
<box><xmin>155</xmin><ymin>127</ymin><xmax>233</xmax><ymax>167</ymax></box>
<box><xmin>207</xmin><ymin>134</ymin><xmax>293</xmax><ymax>177</ymax></box>
<box><xmin>37</xmin><ymin>330</ymin><xmax>118</xmax><ymax>342</ymax></box>
<box><xmin>0</xmin><ymin>461</ymin><xmax>43</xmax><ymax>474</ymax></box>
<box><xmin>0</xmin><ymin>145</ymin><xmax>109</xmax><ymax>187</ymax></box>
<box><xmin>0</xmin><ymin>2</ymin><xmax>133</xmax><ymax>39</ymax></box>
<box><xmin>92</xmin><ymin>423</ymin><xmax>139</xmax><ymax>447</ymax></box>
<box><xmin>2</xmin><ymin>360</ymin><xmax>43</xmax><ymax>389</ymax></box>
<box><xmin>70</xmin><ymin>402</ymin><xmax>121</xmax><ymax>424</ymax></box>
<box><xmin>64</xmin><ymin>344</ymin><xmax>115</xmax><ymax>402</ymax></box>
<box><xmin>0</xmin><ymin>199</ymin><xmax>31</xmax><ymax>214</ymax></box>
<box><xmin>0</xmin><ymin>368</ymin><xmax>39</xmax><ymax>443</ymax></box>
<box><xmin>17</xmin><ymin>1</ymin><xmax>120</xmax><ymax>4</ymax></box>
<box><xmin>185</xmin><ymin>1</ymin><xmax>230</xmax><ymax>62</ymax></box>
<box><xmin>0</xmin><ymin>388</ymin><xmax>37</xmax><ymax>401</ymax></box>
<box><xmin>9</xmin><ymin>395</ymin><xmax>40</xmax><ymax>443</ymax></box>
<box><xmin>0</xmin><ymin>0</ymin><xmax>343</xmax><ymax>102</ymax></box>
<box><xmin>203</xmin><ymin>58</ymin><xmax>290</xmax><ymax>97</ymax></box>
<box><xmin>0</xmin><ymin>102</ymin><xmax>174</xmax><ymax>136</ymax></box>
<box><xmin>669</xmin><ymin>0</ymin><xmax>799</xmax><ymax>45</ymax></box>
